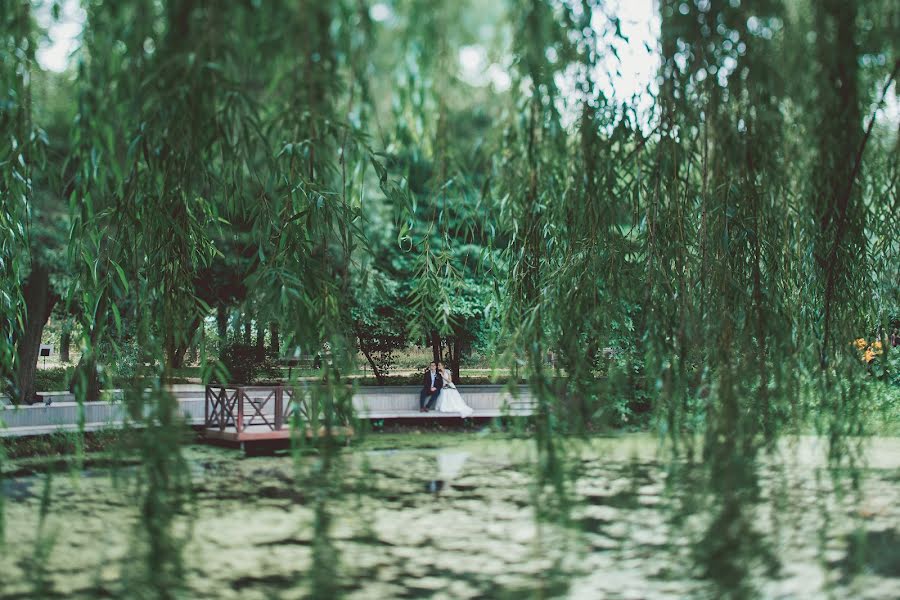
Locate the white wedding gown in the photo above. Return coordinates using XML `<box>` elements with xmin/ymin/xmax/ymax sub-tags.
<box><xmin>436</xmin><ymin>372</ymin><xmax>474</xmax><ymax>418</ymax></box>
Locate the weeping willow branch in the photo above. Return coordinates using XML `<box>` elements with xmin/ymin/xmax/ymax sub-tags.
<box><xmin>820</xmin><ymin>59</ymin><xmax>899</xmax><ymax>367</ymax></box>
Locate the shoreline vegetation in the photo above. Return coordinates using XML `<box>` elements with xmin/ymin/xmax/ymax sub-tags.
<box><xmin>5</xmin><ymin>408</ymin><xmax>899</xmax><ymax>465</ymax></box>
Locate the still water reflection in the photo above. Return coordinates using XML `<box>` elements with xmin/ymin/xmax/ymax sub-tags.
<box><xmin>1</xmin><ymin>434</ymin><xmax>898</xmax><ymax>598</ymax></box>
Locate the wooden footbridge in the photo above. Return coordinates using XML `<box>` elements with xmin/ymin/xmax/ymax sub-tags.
<box><xmin>202</xmin><ymin>384</ymin><xmax>537</xmax><ymax>443</ymax></box>
<box><xmin>1</xmin><ymin>384</ymin><xmax>537</xmax><ymax>442</ymax></box>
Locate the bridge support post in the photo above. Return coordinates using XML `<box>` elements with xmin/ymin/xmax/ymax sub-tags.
<box><xmin>274</xmin><ymin>386</ymin><xmax>284</xmax><ymax>431</ymax></box>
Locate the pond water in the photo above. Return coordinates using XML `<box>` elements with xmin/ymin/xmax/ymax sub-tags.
<box><xmin>2</xmin><ymin>433</ymin><xmax>899</xmax><ymax>598</ymax></box>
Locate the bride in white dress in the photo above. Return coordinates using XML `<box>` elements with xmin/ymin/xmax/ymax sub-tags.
<box><xmin>436</xmin><ymin>364</ymin><xmax>474</xmax><ymax>418</ymax></box>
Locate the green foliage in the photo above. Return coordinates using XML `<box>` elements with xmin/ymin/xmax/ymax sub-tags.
<box><xmin>52</xmin><ymin>1</ymin><xmax>380</xmax><ymax>591</ymax></box>
<box><xmin>867</xmin><ymin>345</ymin><xmax>900</xmax><ymax>386</ymax></box>
<box><xmin>218</xmin><ymin>342</ymin><xmax>278</xmax><ymax>384</ymax></box>
<box><xmin>2</xmin><ymin>427</ymin><xmax>138</xmax><ymax>461</ymax></box>
<box><xmin>0</xmin><ymin>3</ymin><xmax>46</xmax><ymax>396</ymax></box>
<box><xmin>32</xmin><ymin>367</ymin><xmax>72</xmax><ymax>392</ymax></box>
<box><xmin>482</xmin><ymin>5</ymin><xmax>898</xmax><ymax>592</ymax></box>
<box><xmin>109</xmin><ymin>337</ymin><xmax>142</xmax><ymax>382</ymax></box>
<box><xmin>361</xmin><ymin>0</ymin><xmax>502</xmax><ymax>371</ymax></box>
<box><xmin>2</xmin><ymin>0</ymin><xmax>898</xmax><ymax>595</ymax></box>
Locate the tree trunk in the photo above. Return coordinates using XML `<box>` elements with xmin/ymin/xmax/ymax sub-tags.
<box><xmin>70</xmin><ymin>291</ymin><xmax>107</xmax><ymax>403</ymax></box>
<box><xmin>358</xmin><ymin>341</ymin><xmax>385</xmax><ymax>384</ymax></box>
<box><xmin>164</xmin><ymin>329</ymin><xmax>179</xmax><ymax>370</ymax></box>
<box><xmin>165</xmin><ymin>316</ymin><xmax>202</xmax><ymax>370</ymax></box>
<box><xmin>231</xmin><ymin>313</ymin><xmax>241</xmax><ymax>341</ymax></box>
<box><xmin>243</xmin><ymin>319</ymin><xmax>251</xmax><ymax>345</ymax></box>
<box><xmin>59</xmin><ymin>329</ymin><xmax>71</xmax><ymax>363</ymax></box>
<box><xmin>814</xmin><ymin>0</ymin><xmax>863</xmax><ymax>367</ymax></box>
<box><xmin>216</xmin><ymin>304</ymin><xmax>228</xmax><ymax>347</ymax></box>
<box><xmin>15</xmin><ymin>264</ymin><xmax>58</xmax><ymax>404</ymax></box>
<box><xmin>447</xmin><ymin>332</ymin><xmax>462</xmax><ymax>385</ymax></box>
<box><xmin>269</xmin><ymin>322</ymin><xmax>280</xmax><ymax>354</ymax></box>
<box><xmin>72</xmin><ymin>353</ymin><xmax>101</xmax><ymax>402</ymax></box>
<box><xmin>256</xmin><ymin>322</ymin><xmax>265</xmax><ymax>350</ymax></box>
<box><xmin>430</xmin><ymin>329</ymin><xmax>441</xmax><ymax>363</ymax></box>
<box><xmin>187</xmin><ymin>322</ymin><xmax>204</xmax><ymax>365</ymax></box>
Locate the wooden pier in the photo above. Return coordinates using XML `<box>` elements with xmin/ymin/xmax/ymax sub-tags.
<box><xmin>201</xmin><ymin>384</ymin><xmax>537</xmax><ymax>444</ymax></box>
<box><xmin>1</xmin><ymin>384</ymin><xmax>536</xmax><ymax>441</ymax></box>
<box><xmin>203</xmin><ymin>385</ymin><xmax>296</xmax><ymax>442</ymax></box>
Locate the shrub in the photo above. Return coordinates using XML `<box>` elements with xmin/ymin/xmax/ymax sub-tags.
<box><xmin>219</xmin><ymin>343</ymin><xmax>278</xmax><ymax>384</ymax></box>
<box><xmin>33</xmin><ymin>367</ymin><xmax>72</xmax><ymax>392</ymax></box>
<box><xmin>855</xmin><ymin>337</ymin><xmax>899</xmax><ymax>386</ymax></box>
<box><xmin>112</xmin><ymin>339</ymin><xmax>142</xmax><ymax>381</ymax></box>
<box><xmin>3</xmin><ymin>428</ymin><xmax>145</xmax><ymax>460</ymax></box>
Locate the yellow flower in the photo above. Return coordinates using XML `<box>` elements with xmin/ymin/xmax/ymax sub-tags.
<box><xmin>854</xmin><ymin>338</ymin><xmax>867</xmax><ymax>350</ymax></box>
<box><xmin>872</xmin><ymin>341</ymin><xmax>883</xmax><ymax>355</ymax></box>
<box><xmin>864</xmin><ymin>348</ymin><xmax>875</xmax><ymax>363</ymax></box>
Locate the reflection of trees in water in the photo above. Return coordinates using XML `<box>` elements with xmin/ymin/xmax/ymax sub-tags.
<box><xmin>3</xmin><ymin>438</ymin><xmax>899</xmax><ymax>597</ymax></box>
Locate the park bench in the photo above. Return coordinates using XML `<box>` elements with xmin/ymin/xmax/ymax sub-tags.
<box><xmin>277</xmin><ymin>353</ymin><xmax>339</xmax><ymax>378</ymax></box>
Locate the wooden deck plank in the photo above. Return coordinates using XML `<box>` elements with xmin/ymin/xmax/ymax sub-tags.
<box><xmin>200</xmin><ymin>408</ymin><xmax>531</xmax><ymax>442</ymax></box>
<box><xmin>203</xmin><ymin>425</ymin><xmax>354</xmax><ymax>442</ymax></box>
<box><xmin>357</xmin><ymin>409</ymin><xmax>532</xmax><ymax>419</ymax></box>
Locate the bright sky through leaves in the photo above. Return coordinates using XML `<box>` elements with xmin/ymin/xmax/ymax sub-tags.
<box><xmin>36</xmin><ymin>0</ymin><xmax>661</xmax><ymax>111</ymax></box>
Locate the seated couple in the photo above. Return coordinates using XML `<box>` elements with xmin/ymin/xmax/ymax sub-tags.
<box><xmin>419</xmin><ymin>361</ymin><xmax>474</xmax><ymax>418</ymax></box>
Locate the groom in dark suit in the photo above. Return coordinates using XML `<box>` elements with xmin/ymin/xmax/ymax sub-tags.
<box><xmin>419</xmin><ymin>361</ymin><xmax>443</xmax><ymax>412</ymax></box>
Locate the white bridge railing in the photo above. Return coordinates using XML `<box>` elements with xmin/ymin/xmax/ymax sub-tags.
<box><xmin>1</xmin><ymin>385</ymin><xmax>536</xmax><ymax>437</ymax></box>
